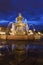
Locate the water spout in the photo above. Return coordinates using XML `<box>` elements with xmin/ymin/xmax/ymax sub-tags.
<box><xmin>29</xmin><ymin>24</ymin><xmax>35</xmax><ymax>31</ymax></box>
<box><xmin>6</xmin><ymin>22</ymin><xmax>13</xmax><ymax>35</ymax></box>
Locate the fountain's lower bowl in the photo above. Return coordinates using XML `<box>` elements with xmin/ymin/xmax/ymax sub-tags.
<box><xmin>0</xmin><ymin>35</ymin><xmax>35</xmax><ymax>40</ymax></box>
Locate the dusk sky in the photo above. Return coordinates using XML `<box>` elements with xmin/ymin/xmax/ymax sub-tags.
<box><xmin>0</xmin><ymin>0</ymin><xmax>43</xmax><ymax>30</ymax></box>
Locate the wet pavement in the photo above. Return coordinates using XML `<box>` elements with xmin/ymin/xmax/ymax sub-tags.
<box><xmin>0</xmin><ymin>38</ymin><xmax>43</xmax><ymax>65</ymax></box>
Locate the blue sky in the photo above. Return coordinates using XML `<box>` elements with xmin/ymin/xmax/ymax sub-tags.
<box><xmin>0</xmin><ymin>0</ymin><xmax>43</xmax><ymax>31</ymax></box>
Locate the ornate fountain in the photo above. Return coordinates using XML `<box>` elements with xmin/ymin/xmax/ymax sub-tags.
<box><xmin>5</xmin><ymin>13</ymin><xmax>41</xmax><ymax>40</ymax></box>
<box><xmin>0</xmin><ymin>13</ymin><xmax>42</xmax><ymax>41</ymax></box>
<box><xmin>10</xmin><ymin>13</ymin><xmax>29</xmax><ymax>36</ymax></box>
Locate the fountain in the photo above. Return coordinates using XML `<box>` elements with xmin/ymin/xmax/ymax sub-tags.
<box><xmin>0</xmin><ymin>13</ymin><xmax>42</xmax><ymax>41</ymax></box>
<box><xmin>10</xmin><ymin>13</ymin><xmax>29</xmax><ymax>36</ymax></box>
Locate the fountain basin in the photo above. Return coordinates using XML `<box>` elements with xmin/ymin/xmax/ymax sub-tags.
<box><xmin>0</xmin><ymin>35</ymin><xmax>35</xmax><ymax>40</ymax></box>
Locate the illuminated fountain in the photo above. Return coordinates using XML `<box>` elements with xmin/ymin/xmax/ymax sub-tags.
<box><xmin>8</xmin><ymin>13</ymin><xmax>41</xmax><ymax>40</ymax></box>
<box><xmin>7</xmin><ymin>14</ymin><xmax>34</xmax><ymax>36</ymax></box>
<box><xmin>0</xmin><ymin>13</ymin><xmax>42</xmax><ymax>41</ymax></box>
<box><xmin>10</xmin><ymin>13</ymin><xmax>29</xmax><ymax>36</ymax></box>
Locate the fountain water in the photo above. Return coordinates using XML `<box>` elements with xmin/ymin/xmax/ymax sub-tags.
<box><xmin>6</xmin><ymin>22</ymin><xmax>13</xmax><ymax>35</ymax></box>
<box><xmin>29</xmin><ymin>24</ymin><xmax>35</xmax><ymax>31</ymax></box>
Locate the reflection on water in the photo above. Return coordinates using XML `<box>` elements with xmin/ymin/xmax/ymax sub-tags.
<box><xmin>0</xmin><ymin>39</ymin><xmax>43</xmax><ymax>65</ymax></box>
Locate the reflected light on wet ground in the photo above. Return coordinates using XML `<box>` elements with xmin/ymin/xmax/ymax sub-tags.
<box><xmin>0</xmin><ymin>39</ymin><xmax>43</xmax><ymax>65</ymax></box>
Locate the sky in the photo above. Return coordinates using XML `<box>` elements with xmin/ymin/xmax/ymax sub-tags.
<box><xmin>0</xmin><ymin>0</ymin><xmax>43</xmax><ymax>31</ymax></box>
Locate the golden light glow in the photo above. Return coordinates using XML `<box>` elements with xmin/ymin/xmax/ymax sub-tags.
<box><xmin>0</xmin><ymin>13</ymin><xmax>42</xmax><ymax>40</ymax></box>
<box><xmin>0</xmin><ymin>32</ymin><xmax>6</xmax><ymax>35</ymax></box>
